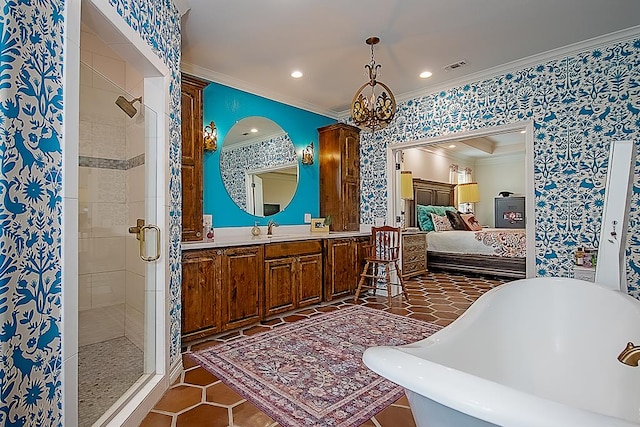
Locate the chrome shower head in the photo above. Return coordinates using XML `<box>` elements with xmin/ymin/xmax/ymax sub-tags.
<box><xmin>115</xmin><ymin>96</ymin><xmax>142</xmax><ymax>118</ymax></box>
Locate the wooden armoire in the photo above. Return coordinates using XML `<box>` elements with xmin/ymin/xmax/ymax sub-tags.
<box><xmin>180</xmin><ymin>73</ymin><xmax>209</xmax><ymax>241</ymax></box>
<box><xmin>318</xmin><ymin>123</ymin><xmax>361</xmax><ymax>231</ymax></box>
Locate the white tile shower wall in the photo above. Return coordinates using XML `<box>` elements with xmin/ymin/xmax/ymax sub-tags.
<box><xmin>126</xmin><ymin>117</ymin><xmax>145</xmax><ymax>159</ymax></box>
<box><xmin>78</xmin><ymin>27</ymin><xmax>148</xmax><ymax>348</ymax></box>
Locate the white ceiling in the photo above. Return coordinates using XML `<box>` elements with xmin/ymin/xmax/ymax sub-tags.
<box><xmin>180</xmin><ymin>1</ymin><xmax>640</xmax><ymax>119</ymax></box>
<box><xmin>423</xmin><ymin>131</ymin><xmax>526</xmax><ymax>161</ymax></box>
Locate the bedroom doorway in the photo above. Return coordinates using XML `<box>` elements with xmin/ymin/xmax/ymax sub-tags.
<box><xmin>387</xmin><ymin>121</ymin><xmax>535</xmax><ymax>277</ymax></box>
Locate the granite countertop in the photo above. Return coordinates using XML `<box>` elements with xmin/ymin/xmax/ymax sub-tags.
<box><xmin>181</xmin><ymin>230</ymin><xmax>370</xmax><ymax>251</ymax></box>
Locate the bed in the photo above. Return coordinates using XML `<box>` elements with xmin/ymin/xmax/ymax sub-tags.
<box><xmin>406</xmin><ymin>179</ymin><xmax>526</xmax><ymax>279</ymax></box>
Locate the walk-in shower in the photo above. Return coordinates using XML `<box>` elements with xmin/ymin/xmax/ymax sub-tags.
<box><xmin>78</xmin><ymin>53</ymin><xmax>157</xmax><ymax>425</ymax></box>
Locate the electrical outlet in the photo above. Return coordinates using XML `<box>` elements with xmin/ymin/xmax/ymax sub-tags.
<box><xmin>304</xmin><ymin>213</ymin><xmax>312</xmax><ymax>223</ymax></box>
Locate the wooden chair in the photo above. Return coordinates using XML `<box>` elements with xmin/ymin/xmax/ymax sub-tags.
<box><xmin>354</xmin><ymin>226</ymin><xmax>409</xmax><ymax>304</ymax></box>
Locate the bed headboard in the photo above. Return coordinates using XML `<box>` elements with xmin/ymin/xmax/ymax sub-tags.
<box><xmin>406</xmin><ymin>179</ymin><xmax>456</xmax><ymax>228</ymax></box>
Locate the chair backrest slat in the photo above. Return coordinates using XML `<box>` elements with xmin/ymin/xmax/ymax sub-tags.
<box><xmin>370</xmin><ymin>226</ymin><xmax>401</xmax><ymax>261</ymax></box>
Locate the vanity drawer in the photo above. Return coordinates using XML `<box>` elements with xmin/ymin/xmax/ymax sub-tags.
<box><xmin>264</xmin><ymin>240</ymin><xmax>322</xmax><ymax>259</ymax></box>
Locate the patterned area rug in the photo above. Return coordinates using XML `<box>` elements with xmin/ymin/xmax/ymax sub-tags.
<box><xmin>190</xmin><ymin>305</ymin><xmax>440</xmax><ymax>426</ymax></box>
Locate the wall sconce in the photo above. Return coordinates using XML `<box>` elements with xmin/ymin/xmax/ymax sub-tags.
<box><xmin>302</xmin><ymin>142</ymin><xmax>314</xmax><ymax>165</ymax></box>
<box><xmin>203</xmin><ymin>121</ymin><xmax>218</xmax><ymax>152</ymax></box>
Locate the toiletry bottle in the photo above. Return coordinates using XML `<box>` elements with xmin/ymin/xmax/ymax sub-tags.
<box><xmin>575</xmin><ymin>247</ymin><xmax>584</xmax><ymax>266</ymax></box>
<box><xmin>251</xmin><ymin>221</ymin><xmax>261</xmax><ymax>236</ymax></box>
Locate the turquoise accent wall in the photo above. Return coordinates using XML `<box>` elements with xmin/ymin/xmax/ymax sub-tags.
<box><xmin>202</xmin><ymin>82</ymin><xmax>335</xmax><ymax>227</ymax></box>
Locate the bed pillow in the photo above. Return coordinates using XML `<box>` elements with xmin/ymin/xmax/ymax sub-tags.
<box><xmin>431</xmin><ymin>213</ymin><xmax>453</xmax><ymax>231</ymax></box>
<box><xmin>417</xmin><ymin>205</ymin><xmax>456</xmax><ymax>231</ymax></box>
<box><xmin>446</xmin><ymin>210</ymin><xmax>467</xmax><ymax>230</ymax></box>
<box><xmin>460</xmin><ymin>213</ymin><xmax>482</xmax><ymax>231</ymax></box>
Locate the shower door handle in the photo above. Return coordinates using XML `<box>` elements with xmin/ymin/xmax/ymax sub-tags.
<box><xmin>129</xmin><ymin>219</ymin><xmax>161</xmax><ymax>262</ymax></box>
<box><xmin>139</xmin><ymin>224</ymin><xmax>161</xmax><ymax>262</ymax></box>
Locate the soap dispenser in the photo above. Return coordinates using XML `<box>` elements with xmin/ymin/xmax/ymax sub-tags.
<box><xmin>251</xmin><ymin>221</ymin><xmax>261</xmax><ymax>236</ymax></box>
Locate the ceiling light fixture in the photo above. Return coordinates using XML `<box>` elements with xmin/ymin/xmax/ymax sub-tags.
<box><xmin>419</xmin><ymin>71</ymin><xmax>432</xmax><ymax>79</ymax></box>
<box><xmin>350</xmin><ymin>36</ymin><xmax>396</xmax><ymax>132</ymax></box>
<box><xmin>291</xmin><ymin>70</ymin><xmax>303</xmax><ymax>78</ymax></box>
<box><xmin>250</xmin><ymin>128</ymin><xmax>258</xmax><ymax>133</ymax></box>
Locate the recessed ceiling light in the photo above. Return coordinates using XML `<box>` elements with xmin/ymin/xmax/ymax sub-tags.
<box><xmin>449</xmin><ymin>144</ymin><xmax>456</xmax><ymax>148</ymax></box>
<box><xmin>420</xmin><ymin>71</ymin><xmax>433</xmax><ymax>79</ymax></box>
<box><xmin>520</xmin><ymin>130</ymin><xmax>526</xmax><ymax>134</ymax></box>
<box><xmin>291</xmin><ymin>70</ymin><xmax>303</xmax><ymax>78</ymax></box>
<box><xmin>250</xmin><ymin>128</ymin><xmax>258</xmax><ymax>133</ymax></box>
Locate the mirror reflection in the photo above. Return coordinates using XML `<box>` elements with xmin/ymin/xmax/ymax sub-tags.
<box><xmin>220</xmin><ymin>117</ymin><xmax>298</xmax><ymax>217</ymax></box>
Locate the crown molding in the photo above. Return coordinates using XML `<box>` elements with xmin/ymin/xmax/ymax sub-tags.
<box><xmin>180</xmin><ymin>62</ymin><xmax>341</xmax><ymax>119</ymax></box>
<box><xmin>337</xmin><ymin>25</ymin><xmax>640</xmax><ymax>119</ymax></box>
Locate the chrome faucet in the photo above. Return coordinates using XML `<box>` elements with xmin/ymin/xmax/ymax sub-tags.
<box><xmin>267</xmin><ymin>219</ymin><xmax>279</xmax><ymax>235</ymax></box>
<box><xmin>618</xmin><ymin>342</ymin><xmax>640</xmax><ymax>366</ymax></box>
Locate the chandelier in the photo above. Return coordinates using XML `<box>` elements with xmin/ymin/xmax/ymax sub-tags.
<box><xmin>350</xmin><ymin>36</ymin><xmax>396</xmax><ymax>132</ymax></box>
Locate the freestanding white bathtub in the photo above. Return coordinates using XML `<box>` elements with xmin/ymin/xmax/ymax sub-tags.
<box><xmin>363</xmin><ymin>277</ymin><xmax>640</xmax><ymax>426</ymax></box>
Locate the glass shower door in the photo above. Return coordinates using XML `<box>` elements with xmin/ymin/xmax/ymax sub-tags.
<box><xmin>78</xmin><ymin>61</ymin><xmax>158</xmax><ymax>426</ymax></box>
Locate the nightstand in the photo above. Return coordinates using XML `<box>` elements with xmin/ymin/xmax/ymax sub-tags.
<box><xmin>574</xmin><ymin>266</ymin><xmax>595</xmax><ymax>282</ymax></box>
<box><xmin>401</xmin><ymin>231</ymin><xmax>428</xmax><ymax>279</ymax></box>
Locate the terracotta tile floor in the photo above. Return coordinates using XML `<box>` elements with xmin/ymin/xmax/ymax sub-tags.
<box><xmin>140</xmin><ymin>271</ymin><xmax>507</xmax><ymax>427</ymax></box>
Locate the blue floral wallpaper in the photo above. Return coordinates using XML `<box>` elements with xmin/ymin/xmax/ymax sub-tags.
<box><xmin>359</xmin><ymin>36</ymin><xmax>640</xmax><ymax>298</ymax></box>
<box><xmin>220</xmin><ymin>134</ymin><xmax>297</xmax><ymax>210</ymax></box>
<box><xmin>0</xmin><ymin>0</ymin><xmax>180</xmax><ymax>424</ymax></box>
<box><xmin>1</xmin><ymin>1</ymin><xmax>64</xmax><ymax>425</ymax></box>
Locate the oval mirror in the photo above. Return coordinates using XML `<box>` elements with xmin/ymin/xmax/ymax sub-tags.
<box><xmin>220</xmin><ymin>117</ymin><xmax>298</xmax><ymax>217</ymax></box>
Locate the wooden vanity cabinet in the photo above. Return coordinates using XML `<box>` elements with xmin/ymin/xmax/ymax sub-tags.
<box><xmin>181</xmin><ymin>249</ymin><xmax>221</xmax><ymax>339</ymax></box>
<box><xmin>221</xmin><ymin>245</ymin><xmax>264</xmax><ymax>331</ymax></box>
<box><xmin>181</xmin><ymin>236</ymin><xmax>368</xmax><ymax>342</ymax></box>
<box><xmin>264</xmin><ymin>241</ymin><xmax>323</xmax><ymax>316</ymax></box>
<box><xmin>319</xmin><ymin>123</ymin><xmax>361</xmax><ymax>231</ymax></box>
<box><xmin>323</xmin><ymin>236</ymin><xmax>369</xmax><ymax>301</ymax></box>
<box><xmin>181</xmin><ymin>73</ymin><xmax>209</xmax><ymax>242</ymax></box>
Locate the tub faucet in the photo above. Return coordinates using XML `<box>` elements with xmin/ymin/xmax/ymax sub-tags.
<box><xmin>617</xmin><ymin>342</ymin><xmax>640</xmax><ymax>366</ymax></box>
<box><xmin>267</xmin><ymin>219</ymin><xmax>279</xmax><ymax>236</ymax></box>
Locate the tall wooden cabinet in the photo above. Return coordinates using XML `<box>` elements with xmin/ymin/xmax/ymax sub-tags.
<box><xmin>319</xmin><ymin>123</ymin><xmax>361</xmax><ymax>232</ymax></box>
<box><xmin>181</xmin><ymin>73</ymin><xmax>209</xmax><ymax>241</ymax></box>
